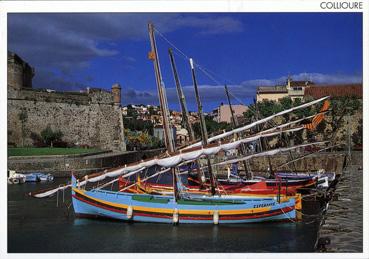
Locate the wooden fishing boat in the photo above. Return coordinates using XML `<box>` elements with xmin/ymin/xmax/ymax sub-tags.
<box><xmin>217</xmin><ymin>176</ymin><xmax>317</xmax><ymax>190</ymax></box>
<box><xmin>72</xmin><ymin>175</ymin><xmax>296</xmax><ymax>224</ymax></box>
<box><xmin>274</xmin><ymin>171</ymin><xmax>336</xmax><ymax>182</ymax></box>
<box><xmin>118</xmin><ymin>175</ymin><xmax>306</xmax><ymax>197</ymax></box>
<box><xmin>30</xmin><ymin>23</ymin><xmax>331</xmax><ymax>228</ymax></box>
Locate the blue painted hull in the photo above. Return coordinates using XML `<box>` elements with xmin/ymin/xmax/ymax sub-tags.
<box><xmin>72</xmin><ymin>176</ymin><xmax>296</xmax><ymax>224</ymax></box>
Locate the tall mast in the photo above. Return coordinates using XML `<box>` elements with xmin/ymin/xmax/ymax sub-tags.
<box><xmin>190</xmin><ymin>58</ymin><xmax>208</xmax><ymax>144</ymax></box>
<box><xmin>224</xmin><ymin>84</ymin><xmax>252</xmax><ymax>179</ymax></box>
<box><xmin>148</xmin><ymin>23</ymin><xmax>175</xmax><ymax>153</ymax></box>
<box><xmin>189</xmin><ymin>58</ymin><xmax>216</xmax><ymax>195</ymax></box>
<box><xmin>253</xmin><ymin>98</ymin><xmax>265</xmax><ymax>152</ymax></box>
<box><xmin>169</xmin><ymin>49</ymin><xmax>205</xmax><ymax>187</ymax></box>
<box><xmin>224</xmin><ymin>85</ymin><xmax>237</xmax><ymax>128</ymax></box>
<box><xmin>168</xmin><ymin>48</ymin><xmax>195</xmax><ymax>142</ymax></box>
<box><xmin>148</xmin><ymin>23</ymin><xmax>178</xmax><ymax>200</ymax></box>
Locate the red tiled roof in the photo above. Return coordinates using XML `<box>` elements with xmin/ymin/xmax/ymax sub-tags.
<box><xmin>304</xmin><ymin>84</ymin><xmax>362</xmax><ymax>99</ymax></box>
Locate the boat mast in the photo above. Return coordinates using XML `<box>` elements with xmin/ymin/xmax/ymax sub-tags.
<box><xmin>168</xmin><ymin>48</ymin><xmax>195</xmax><ymax>141</ymax></box>
<box><xmin>189</xmin><ymin>58</ymin><xmax>217</xmax><ymax>195</ymax></box>
<box><xmin>169</xmin><ymin>49</ymin><xmax>205</xmax><ymax>188</ymax></box>
<box><xmin>253</xmin><ymin>98</ymin><xmax>276</xmax><ymax>177</ymax></box>
<box><xmin>148</xmin><ymin>23</ymin><xmax>178</xmax><ymax>200</ymax></box>
<box><xmin>224</xmin><ymin>84</ymin><xmax>252</xmax><ymax>179</ymax></box>
<box><xmin>224</xmin><ymin>85</ymin><xmax>237</xmax><ymax>128</ymax></box>
<box><xmin>148</xmin><ymin>23</ymin><xmax>175</xmax><ymax>153</ymax></box>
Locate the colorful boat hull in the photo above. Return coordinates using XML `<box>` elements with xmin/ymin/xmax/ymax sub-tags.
<box><xmin>118</xmin><ymin>175</ymin><xmax>316</xmax><ymax>197</ymax></box>
<box><xmin>72</xmin><ymin>176</ymin><xmax>296</xmax><ymax>224</ymax></box>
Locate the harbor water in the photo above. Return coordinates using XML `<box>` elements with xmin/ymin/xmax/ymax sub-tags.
<box><xmin>8</xmin><ymin>178</ymin><xmax>322</xmax><ymax>253</ymax></box>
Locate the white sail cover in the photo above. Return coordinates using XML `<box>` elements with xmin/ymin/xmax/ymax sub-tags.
<box><xmin>214</xmin><ymin>141</ymin><xmax>328</xmax><ymax>166</ymax></box>
<box><xmin>123</xmin><ymin>141</ymin><xmax>329</xmax><ymax>186</ymax></box>
<box><xmin>184</xmin><ymin>96</ymin><xmax>329</xmax><ymax>149</ymax></box>
<box><xmin>261</xmin><ymin>112</ymin><xmax>325</xmax><ymax>134</ymax></box>
<box><xmin>32</xmin><ymin>126</ymin><xmax>302</xmax><ymax>198</ymax></box>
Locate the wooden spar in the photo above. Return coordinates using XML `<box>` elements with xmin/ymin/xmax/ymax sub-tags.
<box><xmin>224</xmin><ymin>85</ymin><xmax>237</xmax><ymax>128</ymax></box>
<box><xmin>253</xmin><ymin>98</ymin><xmax>293</xmax><ymax>175</ymax></box>
<box><xmin>253</xmin><ymin>98</ymin><xmax>265</xmax><ymax>152</ymax></box>
<box><xmin>148</xmin><ymin>23</ymin><xmax>175</xmax><ymax>153</ymax></box>
<box><xmin>148</xmin><ymin>23</ymin><xmax>178</xmax><ymax>201</ymax></box>
<box><xmin>168</xmin><ymin>48</ymin><xmax>195</xmax><ymax>141</ymax></box>
<box><xmin>189</xmin><ymin>58</ymin><xmax>217</xmax><ymax>195</ymax></box>
<box><xmin>190</xmin><ymin>58</ymin><xmax>207</xmax><ymax>145</ymax></box>
<box><xmin>224</xmin><ymin>84</ymin><xmax>251</xmax><ymax>179</ymax></box>
<box><xmin>253</xmin><ymin>99</ymin><xmax>275</xmax><ymax>177</ymax></box>
<box><xmin>184</xmin><ymin>96</ymin><xmax>329</xmax><ymax>149</ymax></box>
<box><xmin>169</xmin><ymin>48</ymin><xmax>205</xmax><ymax>187</ymax></box>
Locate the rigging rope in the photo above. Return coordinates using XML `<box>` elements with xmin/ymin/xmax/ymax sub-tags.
<box><xmin>154</xmin><ymin>27</ymin><xmax>296</xmax><ymax>133</ymax></box>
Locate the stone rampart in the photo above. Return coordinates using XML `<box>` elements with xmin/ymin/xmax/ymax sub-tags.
<box><xmin>7</xmin><ymin>52</ymin><xmax>125</xmax><ymax>151</ymax></box>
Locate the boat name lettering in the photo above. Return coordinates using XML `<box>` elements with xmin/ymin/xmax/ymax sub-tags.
<box><xmin>253</xmin><ymin>202</ymin><xmax>275</xmax><ymax>208</ymax></box>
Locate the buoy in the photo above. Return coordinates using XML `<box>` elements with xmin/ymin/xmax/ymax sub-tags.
<box><xmin>213</xmin><ymin>210</ymin><xmax>219</xmax><ymax>225</ymax></box>
<box><xmin>173</xmin><ymin>208</ymin><xmax>179</xmax><ymax>224</ymax></box>
<box><xmin>127</xmin><ymin>205</ymin><xmax>133</xmax><ymax>219</ymax></box>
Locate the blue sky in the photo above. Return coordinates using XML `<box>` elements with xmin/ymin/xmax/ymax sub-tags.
<box><xmin>8</xmin><ymin>13</ymin><xmax>362</xmax><ymax>111</ymax></box>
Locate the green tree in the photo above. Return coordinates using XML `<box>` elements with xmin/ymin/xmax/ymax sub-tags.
<box><xmin>123</xmin><ymin>118</ymin><xmax>154</xmax><ymax>135</ymax></box>
<box><xmin>125</xmin><ymin>129</ymin><xmax>164</xmax><ymax>151</ymax></box>
<box><xmin>40</xmin><ymin>126</ymin><xmax>63</xmax><ymax>147</ymax></box>
<box><xmin>193</xmin><ymin>116</ymin><xmax>231</xmax><ymax>139</ymax></box>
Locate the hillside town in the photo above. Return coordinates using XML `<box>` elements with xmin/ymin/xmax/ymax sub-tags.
<box><xmin>121</xmin><ymin>78</ymin><xmax>362</xmax><ymax>151</ymax></box>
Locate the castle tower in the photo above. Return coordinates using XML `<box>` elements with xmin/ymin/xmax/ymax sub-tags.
<box><xmin>112</xmin><ymin>83</ymin><xmax>121</xmax><ymax>106</ymax></box>
<box><xmin>7</xmin><ymin>51</ymin><xmax>34</xmax><ymax>90</ymax></box>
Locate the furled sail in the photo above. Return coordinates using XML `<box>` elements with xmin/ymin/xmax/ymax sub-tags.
<box><xmin>183</xmin><ymin>96</ymin><xmax>330</xmax><ymax>150</ymax></box>
<box><xmin>31</xmin><ymin>126</ymin><xmax>302</xmax><ymax>198</ymax></box>
<box><xmin>120</xmin><ymin>141</ymin><xmax>329</xmax><ymax>189</ymax></box>
<box><xmin>261</xmin><ymin>111</ymin><xmax>327</xmax><ymax>134</ymax></box>
<box><xmin>31</xmin><ymin>98</ymin><xmax>330</xmax><ymax>198</ymax></box>
<box><xmin>214</xmin><ymin>141</ymin><xmax>329</xmax><ymax>166</ymax></box>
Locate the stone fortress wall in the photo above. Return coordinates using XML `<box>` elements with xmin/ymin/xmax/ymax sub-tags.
<box><xmin>7</xmin><ymin>52</ymin><xmax>126</xmax><ymax>151</ymax></box>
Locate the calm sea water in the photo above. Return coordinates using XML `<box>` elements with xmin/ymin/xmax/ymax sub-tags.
<box><xmin>8</xmin><ymin>178</ymin><xmax>322</xmax><ymax>253</ymax></box>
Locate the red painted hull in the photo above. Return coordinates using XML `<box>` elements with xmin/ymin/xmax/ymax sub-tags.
<box><xmin>118</xmin><ymin>176</ymin><xmax>316</xmax><ymax>196</ymax></box>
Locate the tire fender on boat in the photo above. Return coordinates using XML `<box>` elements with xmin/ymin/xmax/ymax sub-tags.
<box><xmin>173</xmin><ymin>208</ymin><xmax>179</xmax><ymax>224</ymax></box>
<box><xmin>213</xmin><ymin>210</ymin><xmax>219</xmax><ymax>225</ymax></box>
<box><xmin>127</xmin><ymin>205</ymin><xmax>133</xmax><ymax>219</ymax></box>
